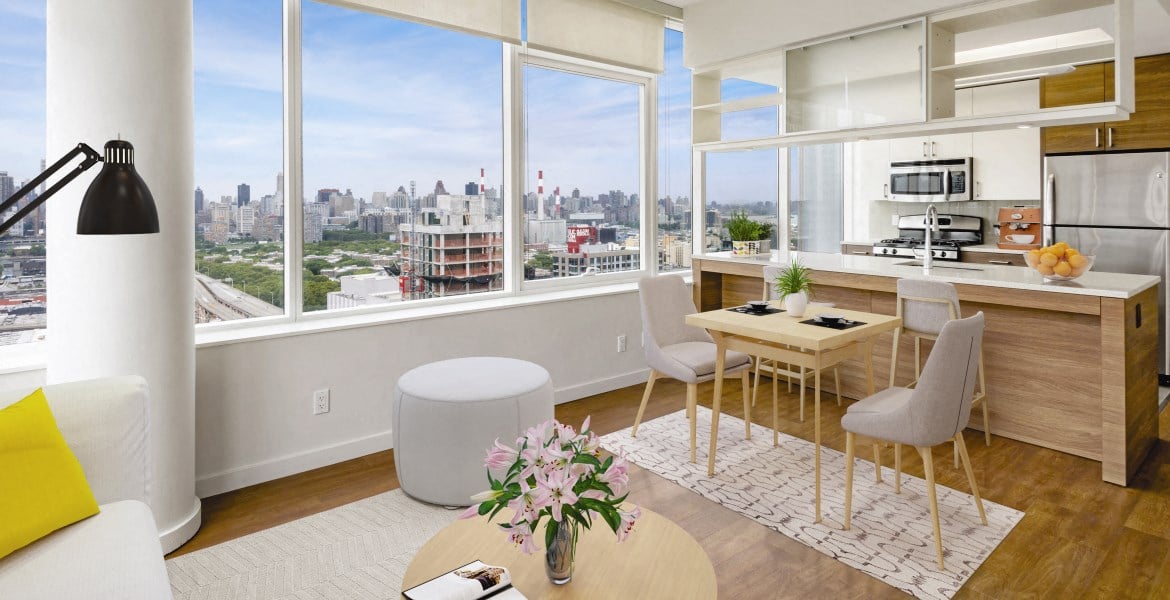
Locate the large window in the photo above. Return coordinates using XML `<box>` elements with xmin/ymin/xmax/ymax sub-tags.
<box><xmin>301</xmin><ymin>1</ymin><xmax>504</xmax><ymax>309</ymax></box>
<box><xmin>704</xmin><ymin>150</ymin><xmax>780</xmax><ymax>253</ymax></box>
<box><xmin>0</xmin><ymin>2</ymin><xmax>47</xmax><ymax>346</ymax></box>
<box><xmin>522</xmin><ymin>59</ymin><xmax>644</xmax><ymax>281</ymax></box>
<box><xmin>657</xmin><ymin>27</ymin><xmax>691</xmax><ymax>272</ymax></box>
<box><xmin>193</xmin><ymin>0</ymin><xmax>285</xmax><ymax>323</ymax></box>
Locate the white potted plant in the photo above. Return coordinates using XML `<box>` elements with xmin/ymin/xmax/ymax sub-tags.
<box><xmin>774</xmin><ymin>260</ymin><xmax>814</xmax><ymax>317</ymax></box>
<box><xmin>727</xmin><ymin>209</ymin><xmax>774</xmax><ymax>255</ymax></box>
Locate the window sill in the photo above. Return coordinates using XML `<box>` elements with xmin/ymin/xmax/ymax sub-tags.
<box><xmin>0</xmin><ymin>273</ymin><xmax>694</xmax><ymax>372</ymax></box>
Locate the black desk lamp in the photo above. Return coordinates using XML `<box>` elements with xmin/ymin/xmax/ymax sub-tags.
<box><xmin>0</xmin><ymin>139</ymin><xmax>160</xmax><ymax>236</ymax></box>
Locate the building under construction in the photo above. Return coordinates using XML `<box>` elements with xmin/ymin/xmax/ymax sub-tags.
<box><xmin>399</xmin><ymin>193</ymin><xmax>503</xmax><ymax>300</ymax></box>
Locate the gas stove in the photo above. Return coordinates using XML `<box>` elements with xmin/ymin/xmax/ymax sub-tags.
<box><xmin>871</xmin><ymin>214</ymin><xmax>983</xmax><ymax>262</ymax></box>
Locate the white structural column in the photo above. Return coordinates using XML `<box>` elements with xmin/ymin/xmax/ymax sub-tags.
<box><xmin>45</xmin><ymin>0</ymin><xmax>199</xmax><ymax>552</ymax></box>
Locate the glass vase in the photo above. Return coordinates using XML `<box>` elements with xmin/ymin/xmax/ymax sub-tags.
<box><xmin>544</xmin><ymin>519</ymin><xmax>579</xmax><ymax>585</ymax></box>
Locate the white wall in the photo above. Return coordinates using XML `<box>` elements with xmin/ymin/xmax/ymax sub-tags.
<box><xmin>682</xmin><ymin>0</ymin><xmax>967</xmax><ymax>68</ymax></box>
<box><xmin>0</xmin><ymin>292</ymin><xmax>648</xmax><ymax>498</ymax></box>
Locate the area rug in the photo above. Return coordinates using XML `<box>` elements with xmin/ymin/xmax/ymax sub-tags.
<box><xmin>599</xmin><ymin>407</ymin><xmax>1024</xmax><ymax>600</ymax></box>
<box><xmin>166</xmin><ymin>489</ymin><xmax>458</xmax><ymax>599</ymax></box>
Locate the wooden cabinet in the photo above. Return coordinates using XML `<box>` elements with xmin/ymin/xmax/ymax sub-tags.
<box><xmin>960</xmin><ymin>251</ymin><xmax>1026</xmax><ymax>267</ymax></box>
<box><xmin>1042</xmin><ymin>55</ymin><xmax>1170</xmax><ymax>153</ymax></box>
<box><xmin>840</xmin><ymin>243</ymin><xmax>874</xmax><ymax>256</ymax></box>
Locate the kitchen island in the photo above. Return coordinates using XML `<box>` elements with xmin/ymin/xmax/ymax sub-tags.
<box><xmin>692</xmin><ymin>251</ymin><xmax>1161</xmax><ymax>486</ymax></box>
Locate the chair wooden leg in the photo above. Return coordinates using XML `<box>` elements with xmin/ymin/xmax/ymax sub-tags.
<box><xmin>954</xmin><ymin>439</ymin><xmax>960</xmax><ymax>468</ymax></box>
<box><xmin>687</xmin><ymin>383</ymin><xmax>697</xmax><ymax>464</ymax></box>
<box><xmin>631</xmin><ymin>370</ymin><xmax>658</xmax><ymax>437</ymax></box>
<box><xmin>889</xmin><ymin>328</ymin><xmax>900</xmax><ymax>388</ymax></box>
<box><xmin>799</xmin><ymin>367</ymin><xmax>807</xmax><ymax>422</ymax></box>
<box><xmin>919</xmin><ymin>446</ymin><xmax>945</xmax><ymax>570</ymax></box>
<box><xmin>741</xmin><ymin>369</ymin><xmax>752</xmax><ymax>440</ymax></box>
<box><xmin>772</xmin><ymin>363</ymin><xmax>779</xmax><ymax>445</ymax></box>
<box><xmin>955</xmin><ymin>432</ymin><xmax>988</xmax><ymax>525</ymax></box>
<box><xmin>873</xmin><ymin>443</ymin><xmax>882</xmax><ymax>483</ymax></box>
<box><xmin>894</xmin><ymin>443</ymin><xmax>902</xmax><ymax>494</ymax></box>
<box><xmin>914</xmin><ymin>336</ymin><xmax>922</xmax><ymax>382</ymax></box>
<box><xmin>843</xmin><ymin>431</ymin><xmax>855</xmax><ymax>530</ymax></box>
<box><xmin>979</xmin><ymin>350</ymin><xmax>991</xmax><ymax>446</ymax></box>
<box><xmin>834</xmin><ymin>368</ymin><xmax>842</xmax><ymax>406</ymax></box>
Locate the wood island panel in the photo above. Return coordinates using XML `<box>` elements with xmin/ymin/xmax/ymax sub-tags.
<box><xmin>691</xmin><ymin>256</ymin><xmax>1158</xmax><ymax>485</ymax></box>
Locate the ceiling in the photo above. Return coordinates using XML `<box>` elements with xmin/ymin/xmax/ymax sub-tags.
<box><xmin>663</xmin><ymin>0</ymin><xmax>1170</xmax><ymax>57</ymax></box>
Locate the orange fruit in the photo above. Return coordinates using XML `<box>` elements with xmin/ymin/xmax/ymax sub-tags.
<box><xmin>1054</xmin><ymin>261</ymin><xmax>1072</xmax><ymax>277</ymax></box>
<box><xmin>1070</xmin><ymin>265</ymin><xmax>1087</xmax><ymax>277</ymax></box>
<box><xmin>1037</xmin><ymin>263</ymin><xmax>1055</xmax><ymax>276</ymax></box>
<box><xmin>1068</xmin><ymin>254</ymin><xmax>1088</xmax><ymax>269</ymax></box>
<box><xmin>1026</xmin><ymin>249</ymin><xmax>1042</xmax><ymax>266</ymax></box>
<box><xmin>1040</xmin><ymin>252</ymin><xmax>1058</xmax><ymax>267</ymax></box>
<box><xmin>1065</xmin><ymin>247</ymin><xmax>1079</xmax><ymax>258</ymax></box>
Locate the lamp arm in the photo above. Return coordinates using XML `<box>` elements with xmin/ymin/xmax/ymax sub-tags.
<box><xmin>0</xmin><ymin>143</ymin><xmax>102</xmax><ymax>236</ymax></box>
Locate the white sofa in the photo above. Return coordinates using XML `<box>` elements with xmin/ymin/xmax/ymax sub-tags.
<box><xmin>0</xmin><ymin>376</ymin><xmax>173</xmax><ymax>599</ymax></box>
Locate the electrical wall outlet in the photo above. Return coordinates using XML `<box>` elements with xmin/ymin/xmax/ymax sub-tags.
<box><xmin>617</xmin><ymin>334</ymin><xmax>627</xmax><ymax>353</ymax></box>
<box><xmin>313</xmin><ymin>388</ymin><xmax>330</xmax><ymax>415</ymax></box>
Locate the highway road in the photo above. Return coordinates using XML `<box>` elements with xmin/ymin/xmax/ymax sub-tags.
<box><xmin>195</xmin><ymin>272</ymin><xmax>283</xmax><ymax>322</ymax></box>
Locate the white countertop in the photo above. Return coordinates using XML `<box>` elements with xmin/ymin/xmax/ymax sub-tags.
<box><xmin>698</xmin><ymin>251</ymin><xmax>1160</xmax><ymax>299</ymax></box>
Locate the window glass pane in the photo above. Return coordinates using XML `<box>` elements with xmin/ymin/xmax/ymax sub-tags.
<box><xmin>302</xmin><ymin>1</ymin><xmax>504</xmax><ymax>307</ymax></box>
<box><xmin>657</xmin><ymin>28</ymin><xmax>691</xmax><ymax>272</ymax></box>
<box><xmin>194</xmin><ymin>0</ymin><xmax>285</xmax><ymax>321</ymax></box>
<box><xmin>789</xmin><ymin>144</ymin><xmax>843</xmax><ymax>253</ymax></box>
<box><xmin>0</xmin><ymin>2</ymin><xmax>46</xmax><ymax>346</ymax></box>
<box><xmin>704</xmin><ymin>150</ymin><xmax>779</xmax><ymax>253</ymax></box>
<box><xmin>721</xmin><ymin>79</ymin><xmax>779</xmax><ymax>141</ymax></box>
<box><xmin>523</xmin><ymin>65</ymin><xmax>641</xmax><ymax>280</ymax></box>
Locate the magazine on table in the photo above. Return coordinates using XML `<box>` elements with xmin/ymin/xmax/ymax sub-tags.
<box><xmin>402</xmin><ymin>560</ymin><xmax>527</xmax><ymax>600</ymax></box>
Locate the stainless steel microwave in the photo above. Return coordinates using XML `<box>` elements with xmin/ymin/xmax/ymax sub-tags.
<box><xmin>888</xmin><ymin>157</ymin><xmax>972</xmax><ymax>202</ymax></box>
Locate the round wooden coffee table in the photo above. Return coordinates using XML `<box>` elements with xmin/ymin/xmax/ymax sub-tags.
<box><xmin>401</xmin><ymin>507</ymin><xmax>716</xmax><ymax>598</ymax></box>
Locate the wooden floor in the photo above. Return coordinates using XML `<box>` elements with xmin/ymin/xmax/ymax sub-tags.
<box><xmin>170</xmin><ymin>377</ymin><xmax>1170</xmax><ymax>598</ymax></box>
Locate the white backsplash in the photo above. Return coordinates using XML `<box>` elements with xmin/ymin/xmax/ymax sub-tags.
<box><xmin>867</xmin><ymin>200</ymin><xmax>1039</xmax><ymax>243</ymax></box>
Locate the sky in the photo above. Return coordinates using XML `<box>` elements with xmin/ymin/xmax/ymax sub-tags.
<box><xmin>0</xmin><ymin>1</ymin><xmax>765</xmax><ymax>209</ymax></box>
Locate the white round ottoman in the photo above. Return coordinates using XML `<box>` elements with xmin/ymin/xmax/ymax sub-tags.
<box><xmin>394</xmin><ymin>356</ymin><xmax>554</xmax><ymax>507</ymax></box>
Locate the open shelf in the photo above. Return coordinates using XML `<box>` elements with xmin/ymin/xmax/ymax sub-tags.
<box><xmin>934</xmin><ymin>41</ymin><xmax>1114</xmax><ymax>80</ymax></box>
<box><xmin>931</xmin><ymin>0</ymin><xmax>1113</xmax><ymax>34</ymax></box>
<box><xmin>693</xmin><ymin>93</ymin><xmax>784</xmax><ymax>114</ymax></box>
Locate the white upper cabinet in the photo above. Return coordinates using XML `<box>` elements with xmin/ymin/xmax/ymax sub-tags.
<box><xmin>889</xmin><ymin>89</ymin><xmax>973</xmax><ymax>161</ymax></box>
<box><xmin>853</xmin><ymin>139</ymin><xmax>891</xmax><ymax>203</ymax></box>
<box><xmin>971</xmin><ymin>80</ymin><xmax>1042</xmax><ymax>200</ymax></box>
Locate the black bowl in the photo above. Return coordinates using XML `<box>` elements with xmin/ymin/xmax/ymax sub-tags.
<box><xmin>817</xmin><ymin>313</ymin><xmax>845</xmax><ymax>324</ymax></box>
<box><xmin>746</xmin><ymin>301</ymin><xmax>770</xmax><ymax>312</ymax></box>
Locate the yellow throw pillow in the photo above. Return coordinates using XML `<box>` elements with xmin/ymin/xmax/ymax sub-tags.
<box><xmin>0</xmin><ymin>388</ymin><xmax>100</xmax><ymax>559</ymax></box>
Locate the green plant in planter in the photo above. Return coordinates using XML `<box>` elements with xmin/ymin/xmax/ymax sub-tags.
<box><xmin>726</xmin><ymin>209</ymin><xmax>774</xmax><ymax>241</ymax></box>
<box><xmin>774</xmin><ymin>260</ymin><xmax>814</xmax><ymax>299</ymax></box>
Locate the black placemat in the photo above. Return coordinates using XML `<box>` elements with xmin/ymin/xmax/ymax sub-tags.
<box><xmin>727</xmin><ymin>306</ymin><xmax>784</xmax><ymax>316</ymax></box>
<box><xmin>799</xmin><ymin>318</ymin><xmax>866</xmax><ymax>330</ymax></box>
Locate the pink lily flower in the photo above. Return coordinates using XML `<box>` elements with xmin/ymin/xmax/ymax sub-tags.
<box><xmin>502</xmin><ymin>521</ymin><xmax>540</xmax><ymax>554</ymax></box>
<box><xmin>616</xmin><ymin>506</ymin><xmax>641</xmax><ymax>542</ymax></box>
<box><xmin>484</xmin><ymin>438</ymin><xmax>518</xmax><ymax>471</ymax></box>
<box><xmin>534</xmin><ymin>468</ymin><xmax>579</xmax><ymax>523</ymax></box>
<box><xmin>597</xmin><ymin>456</ymin><xmax>630</xmax><ymax>496</ymax></box>
<box><xmin>508</xmin><ymin>479</ymin><xmax>548</xmax><ymax>526</ymax></box>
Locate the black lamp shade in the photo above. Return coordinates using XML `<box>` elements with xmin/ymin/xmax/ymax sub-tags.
<box><xmin>76</xmin><ymin>140</ymin><xmax>160</xmax><ymax>234</ymax></box>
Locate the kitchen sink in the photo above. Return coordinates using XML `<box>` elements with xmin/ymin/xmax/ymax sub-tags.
<box><xmin>894</xmin><ymin>260</ymin><xmax>984</xmax><ymax>271</ymax></box>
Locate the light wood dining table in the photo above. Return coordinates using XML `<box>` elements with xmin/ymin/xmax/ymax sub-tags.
<box><xmin>685</xmin><ymin>305</ymin><xmax>901</xmax><ymax>523</ymax></box>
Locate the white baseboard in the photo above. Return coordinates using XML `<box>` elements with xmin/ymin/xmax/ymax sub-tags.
<box><xmin>195</xmin><ymin>370</ymin><xmax>648</xmax><ymax>497</ymax></box>
<box><xmin>195</xmin><ymin>430</ymin><xmax>394</xmax><ymax>498</ymax></box>
<box><xmin>553</xmin><ymin>368</ymin><xmax>649</xmax><ymax>405</ymax></box>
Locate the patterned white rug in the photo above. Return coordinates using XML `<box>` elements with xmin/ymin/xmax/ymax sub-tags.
<box><xmin>600</xmin><ymin>407</ymin><xmax>1024</xmax><ymax>600</ymax></box>
<box><xmin>166</xmin><ymin>489</ymin><xmax>458</xmax><ymax>599</ymax></box>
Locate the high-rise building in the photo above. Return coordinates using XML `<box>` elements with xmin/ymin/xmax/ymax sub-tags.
<box><xmin>433</xmin><ymin>180</ymin><xmax>448</xmax><ymax>196</ymax></box>
<box><xmin>316</xmin><ymin>188</ymin><xmax>339</xmax><ymax>205</ymax></box>
<box><xmin>194</xmin><ymin>187</ymin><xmax>204</xmax><ymax>213</ymax></box>
<box><xmin>328</xmin><ymin>189</ymin><xmax>355</xmax><ymax>218</ymax></box>
<box><xmin>390</xmin><ymin>186</ymin><xmax>410</xmax><ymax>209</ymax></box>
<box><xmin>399</xmin><ymin>194</ymin><xmax>503</xmax><ymax>300</ymax></box>
<box><xmin>304</xmin><ymin>203</ymin><xmax>327</xmax><ymax>243</ymax></box>
<box><xmin>0</xmin><ymin>172</ymin><xmax>14</xmax><ymax>204</ymax></box>
<box><xmin>237</xmin><ymin>204</ymin><xmax>255</xmax><ymax>235</ymax></box>
<box><xmin>464</xmin><ymin>181</ymin><xmax>478</xmax><ymax>195</ymax></box>
<box><xmin>237</xmin><ymin>183</ymin><xmax>251</xmax><ymax>206</ymax></box>
<box><xmin>276</xmin><ymin>172</ymin><xmax>284</xmax><ymax>195</ymax></box>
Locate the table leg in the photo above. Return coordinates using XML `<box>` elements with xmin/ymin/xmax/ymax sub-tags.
<box><xmin>864</xmin><ymin>338</ymin><xmax>876</xmax><ymax>397</ymax></box>
<box><xmin>814</xmin><ymin>362</ymin><xmax>822</xmax><ymax>523</ymax></box>
<box><xmin>707</xmin><ymin>335</ymin><xmax>727</xmax><ymax>477</ymax></box>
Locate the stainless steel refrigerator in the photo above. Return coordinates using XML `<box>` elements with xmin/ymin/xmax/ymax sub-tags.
<box><xmin>1043</xmin><ymin>151</ymin><xmax>1170</xmax><ymax>384</ymax></box>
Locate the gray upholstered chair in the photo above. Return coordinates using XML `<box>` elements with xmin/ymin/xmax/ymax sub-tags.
<box><xmin>842</xmin><ymin>312</ymin><xmax>989</xmax><ymax>570</ymax></box>
<box><xmin>890</xmin><ymin>278</ymin><xmax>991</xmax><ymax>466</ymax></box>
<box><xmin>632</xmin><ymin>274</ymin><xmax>753</xmax><ymax>463</ymax></box>
<box><xmin>751</xmin><ymin>265</ymin><xmax>841</xmax><ymax>421</ymax></box>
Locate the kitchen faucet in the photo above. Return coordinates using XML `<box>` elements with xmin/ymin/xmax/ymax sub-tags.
<box><xmin>923</xmin><ymin>204</ymin><xmax>939</xmax><ymax>274</ymax></box>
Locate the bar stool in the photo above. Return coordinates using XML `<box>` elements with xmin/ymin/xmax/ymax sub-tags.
<box><xmin>751</xmin><ymin>266</ymin><xmax>841</xmax><ymax>422</ymax></box>
<box><xmin>890</xmin><ymin>278</ymin><xmax>990</xmax><ymax>468</ymax></box>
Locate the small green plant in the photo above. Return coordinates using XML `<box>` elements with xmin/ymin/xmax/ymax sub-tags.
<box><xmin>726</xmin><ymin>209</ymin><xmax>774</xmax><ymax>241</ymax></box>
<box><xmin>774</xmin><ymin>260</ymin><xmax>814</xmax><ymax>299</ymax></box>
